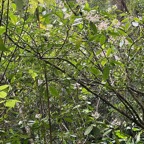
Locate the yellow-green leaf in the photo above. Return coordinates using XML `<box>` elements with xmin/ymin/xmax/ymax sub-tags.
<box><xmin>9</xmin><ymin>13</ymin><xmax>18</xmax><ymax>24</ymax></box>
<box><xmin>5</xmin><ymin>99</ymin><xmax>21</xmax><ymax>108</ymax></box>
<box><xmin>44</xmin><ymin>0</ymin><xmax>55</xmax><ymax>7</ymax></box>
<box><xmin>0</xmin><ymin>91</ymin><xmax>7</xmax><ymax>99</ymax></box>
<box><xmin>29</xmin><ymin>0</ymin><xmax>38</xmax><ymax>14</ymax></box>
<box><xmin>29</xmin><ymin>69</ymin><xmax>37</xmax><ymax>80</ymax></box>
<box><xmin>0</xmin><ymin>26</ymin><xmax>6</xmax><ymax>35</ymax></box>
<box><xmin>49</xmin><ymin>86</ymin><xmax>59</xmax><ymax>97</ymax></box>
<box><xmin>100</xmin><ymin>35</ymin><xmax>106</xmax><ymax>45</ymax></box>
<box><xmin>83</xmin><ymin>2</ymin><xmax>90</xmax><ymax>11</ymax></box>
<box><xmin>0</xmin><ymin>85</ymin><xmax>9</xmax><ymax>91</ymax></box>
<box><xmin>106</xmin><ymin>48</ymin><xmax>112</xmax><ymax>57</ymax></box>
<box><xmin>38</xmin><ymin>0</ymin><xmax>44</xmax><ymax>3</ymax></box>
<box><xmin>115</xmin><ymin>130</ymin><xmax>128</xmax><ymax>140</ymax></box>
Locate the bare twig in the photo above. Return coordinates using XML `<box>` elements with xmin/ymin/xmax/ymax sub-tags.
<box><xmin>44</xmin><ymin>64</ymin><xmax>52</xmax><ymax>144</ymax></box>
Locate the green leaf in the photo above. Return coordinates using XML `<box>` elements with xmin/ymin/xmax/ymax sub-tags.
<box><xmin>90</xmin><ymin>67</ymin><xmax>100</xmax><ymax>76</ymax></box>
<box><xmin>106</xmin><ymin>48</ymin><xmax>112</xmax><ymax>57</ymax></box>
<box><xmin>103</xmin><ymin>66</ymin><xmax>110</xmax><ymax>81</ymax></box>
<box><xmin>136</xmin><ymin>131</ymin><xmax>142</xmax><ymax>143</ymax></box>
<box><xmin>84</xmin><ymin>2</ymin><xmax>90</xmax><ymax>11</ymax></box>
<box><xmin>82</xmin><ymin>88</ymin><xmax>90</xmax><ymax>94</ymax></box>
<box><xmin>0</xmin><ymin>91</ymin><xmax>7</xmax><ymax>99</ymax></box>
<box><xmin>0</xmin><ymin>100</ymin><xmax>5</xmax><ymax>104</ymax></box>
<box><xmin>101</xmin><ymin>58</ymin><xmax>107</xmax><ymax>66</ymax></box>
<box><xmin>103</xmin><ymin>129</ymin><xmax>112</xmax><ymax>136</ymax></box>
<box><xmin>0</xmin><ymin>37</ymin><xmax>7</xmax><ymax>51</ymax></box>
<box><xmin>28</xmin><ymin>0</ymin><xmax>39</xmax><ymax>14</ymax></box>
<box><xmin>0</xmin><ymin>85</ymin><xmax>9</xmax><ymax>91</ymax></box>
<box><xmin>64</xmin><ymin>117</ymin><xmax>73</xmax><ymax>123</ymax></box>
<box><xmin>124</xmin><ymin>22</ymin><xmax>131</xmax><ymax>31</ymax></box>
<box><xmin>118</xmin><ymin>29</ymin><xmax>126</xmax><ymax>36</ymax></box>
<box><xmin>29</xmin><ymin>69</ymin><xmax>37</xmax><ymax>80</ymax></box>
<box><xmin>115</xmin><ymin>130</ymin><xmax>128</xmax><ymax>140</ymax></box>
<box><xmin>90</xmin><ymin>21</ymin><xmax>97</xmax><ymax>33</ymax></box>
<box><xmin>44</xmin><ymin>0</ymin><xmax>56</xmax><ymax>7</ymax></box>
<box><xmin>5</xmin><ymin>99</ymin><xmax>21</xmax><ymax>108</ymax></box>
<box><xmin>100</xmin><ymin>35</ymin><xmax>106</xmax><ymax>45</ymax></box>
<box><xmin>126</xmin><ymin>37</ymin><xmax>133</xmax><ymax>44</ymax></box>
<box><xmin>132</xmin><ymin>127</ymin><xmax>140</xmax><ymax>131</ymax></box>
<box><xmin>55</xmin><ymin>11</ymin><xmax>64</xmax><ymax>19</ymax></box>
<box><xmin>49</xmin><ymin>86</ymin><xmax>59</xmax><ymax>97</ymax></box>
<box><xmin>121</xmin><ymin>17</ymin><xmax>129</xmax><ymax>23</ymax></box>
<box><xmin>0</xmin><ymin>26</ymin><xmax>6</xmax><ymax>35</ymax></box>
<box><xmin>9</xmin><ymin>13</ymin><xmax>18</xmax><ymax>24</ymax></box>
<box><xmin>84</xmin><ymin>124</ymin><xmax>94</xmax><ymax>135</ymax></box>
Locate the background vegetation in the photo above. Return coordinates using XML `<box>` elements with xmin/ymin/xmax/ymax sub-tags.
<box><xmin>0</xmin><ymin>0</ymin><xmax>144</xmax><ymax>143</ymax></box>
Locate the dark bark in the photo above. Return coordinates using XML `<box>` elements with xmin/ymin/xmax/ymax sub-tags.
<box><xmin>112</xmin><ymin>0</ymin><xmax>129</xmax><ymax>13</ymax></box>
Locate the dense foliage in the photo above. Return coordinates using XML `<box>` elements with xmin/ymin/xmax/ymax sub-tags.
<box><xmin>0</xmin><ymin>0</ymin><xmax>144</xmax><ymax>143</ymax></box>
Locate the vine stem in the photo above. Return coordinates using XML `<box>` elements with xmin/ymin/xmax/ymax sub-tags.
<box><xmin>44</xmin><ymin>65</ymin><xmax>52</xmax><ymax>144</ymax></box>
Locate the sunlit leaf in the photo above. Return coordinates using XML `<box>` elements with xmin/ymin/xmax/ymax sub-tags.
<box><xmin>29</xmin><ymin>69</ymin><xmax>37</xmax><ymax>80</ymax></box>
<box><xmin>100</xmin><ymin>35</ymin><xmax>106</xmax><ymax>45</ymax></box>
<box><xmin>115</xmin><ymin>130</ymin><xmax>128</xmax><ymax>139</ymax></box>
<box><xmin>84</xmin><ymin>2</ymin><xmax>90</xmax><ymax>11</ymax></box>
<box><xmin>132</xmin><ymin>127</ymin><xmax>140</xmax><ymax>131</ymax></box>
<box><xmin>82</xmin><ymin>88</ymin><xmax>90</xmax><ymax>94</ymax></box>
<box><xmin>28</xmin><ymin>0</ymin><xmax>39</xmax><ymax>14</ymax></box>
<box><xmin>121</xmin><ymin>18</ymin><xmax>129</xmax><ymax>23</ymax></box>
<box><xmin>101</xmin><ymin>58</ymin><xmax>107</xmax><ymax>66</ymax></box>
<box><xmin>5</xmin><ymin>99</ymin><xmax>21</xmax><ymax>108</ymax></box>
<box><xmin>9</xmin><ymin>13</ymin><xmax>18</xmax><ymax>24</ymax></box>
<box><xmin>0</xmin><ymin>85</ymin><xmax>9</xmax><ymax>91</ymax></box>
<box><xmin>44</xmin><ymin>0</ymin><xmax>56</xmax><ymax>7</ymax></box>
<box><xmin>0</xmin><ymin>91</ymin><xmax>7</xmax><ymax>99</ymax></box>
<box><xmin>55</xmin><ymin>10</ymin><xmax>64</xmax><ymax>19</ymax></box>
<box><xmin>106</xmin><ymin>48</ymin><xmax>112</xmax><ymax>56</ymax></box>
<box><xmin>39</xmin><ymin>23</ymin><xmax>46</xmax><ymax>29</ymax></box>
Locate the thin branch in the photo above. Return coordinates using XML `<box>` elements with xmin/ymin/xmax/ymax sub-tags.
<box><xmin>40</xmin><ymin>58</ymin><xmax>144</xmax><ymax>128</ymax></box>
<box><xmin>0</xmin><ymin>0</ymin><xmax>9</xmax><ymax>62</ymax></box>
<box><xmin>0</xmin><ymin>0</ymin><xmax>5</xmax><ymax>26</ymax></box>
<box><xmin>44</xmin><ymin>64</ymin><xmax>52</xmax><ymax>144</ymax></box>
